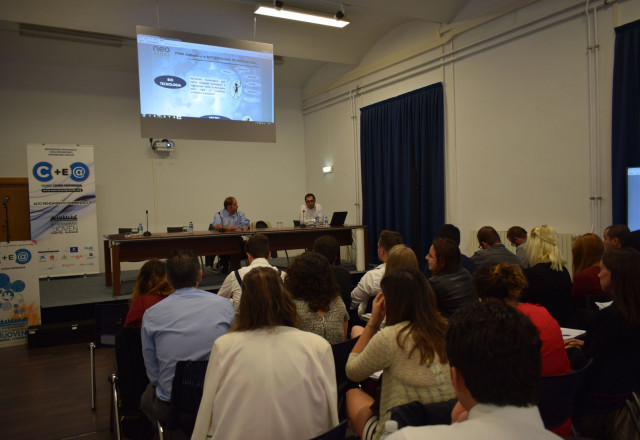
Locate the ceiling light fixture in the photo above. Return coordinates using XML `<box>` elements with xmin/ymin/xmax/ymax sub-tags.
<box><xmin>255</xmin><ymin>2</ymin><xmax>350</xmax><ymax>28</ymax></box>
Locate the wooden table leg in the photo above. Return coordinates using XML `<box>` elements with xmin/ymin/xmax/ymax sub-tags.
<box><xmin>104</xmin><ymin>239</ymin><xmax>112</xmax><ymax>287</ymax></box>
<box><xmin>112</xmin><ymin>244</ymin><xmax>121</xmax><ymax>296</ymax></box>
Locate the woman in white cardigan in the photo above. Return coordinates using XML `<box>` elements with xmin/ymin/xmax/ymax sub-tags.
<box><xmin>345</xmin><ymin>268</ymin><xmax>455</xmax><ymax>440</ymax></box>
<box><xmin>191</xmin><ymin>267</ymin><xmax>339</xmax><ymax>440</ymax></box>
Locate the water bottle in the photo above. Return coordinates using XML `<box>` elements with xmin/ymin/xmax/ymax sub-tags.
<box><xmin>244</xmin><ymin>218</ymin><xmax>250</xmax><ymax>230</ymax></box>
<box><xmin>379</xmin><ymin>420</ymin><xmax>398</xmax><ymax>440</ymax></box>
<box><xmin>138</xmin><ymin>223</ymin><xmax>144</xmax><ymax>234</ymax></box>
<box><xmin>315</xmin><ymin>216</ymin><xmax>320</xmax><ymax>227</ymax></box>
<box><xmin>324</xmin><ymin>216</ymin><xmax>329</xmax><ymax>227</ymax></box>
<box><xmin>188</xmin><ymin>221</ymin><xmax>194</xmax><ymax>233</ymax></box>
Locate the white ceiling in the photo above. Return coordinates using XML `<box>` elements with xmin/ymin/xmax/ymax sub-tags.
<box><xmin>0</xmin><ymin>0</ymin><xmax>531</xmax><ymax>88</ymax></box>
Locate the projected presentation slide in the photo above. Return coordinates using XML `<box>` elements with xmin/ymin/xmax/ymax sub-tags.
<box><xmin>629</xmin><ymin>167</ymin><xmax>640</xmax><ymax>230</ymax></box>
<box><xmin>137</xmin><ymin>33</ymin><xmax>274</xmax><ymax>124</ymax></box>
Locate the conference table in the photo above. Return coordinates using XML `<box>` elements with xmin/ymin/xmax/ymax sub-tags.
<box><xmin>103</xmin><ymin>225</ymin><xmax>368</xmax><ymax>296</ymax></box>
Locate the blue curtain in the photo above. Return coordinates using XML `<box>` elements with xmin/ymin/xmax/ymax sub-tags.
<box><xmin>360</xmin><ymin>83</ymin><xmax>444</xmax><ymax>263</ymax></box>
<box><xmin>612</xmin><ymin>20</ymin><xmax>640</xmax><ymax>224</ymax></box>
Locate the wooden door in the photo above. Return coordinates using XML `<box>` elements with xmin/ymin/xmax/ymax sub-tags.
<box><xmin>0</xmin><ymin>178</ymin><xmax>31</xmax><ymax>242</ymax></box>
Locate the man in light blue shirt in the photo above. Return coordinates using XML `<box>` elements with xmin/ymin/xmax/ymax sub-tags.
<box><xmin>212</xmin><ymin>196</ymin><xmax>248</xmax><ymax>231</ymax></box>
<box><xmin>141</xmin><ymin>249</ymin><xmax>235</xmax><ymax>425</ymax></box>
<box><xmin>212</xmin><ymin>196</ymin><xmax>249</xmax><ymax>273</ymax></box>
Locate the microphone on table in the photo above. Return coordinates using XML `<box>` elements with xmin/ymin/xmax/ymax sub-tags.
<box><xmin>2</xmin><ymin>196</ymin><xmax>8</xmax><ymax>207</ymax></box>
<box><xmin>143</xmin><ymin>210</ymin><xmax>151</xmax><ymax>236</ymax></box>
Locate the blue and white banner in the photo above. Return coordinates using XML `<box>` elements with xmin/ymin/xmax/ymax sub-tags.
<box><xmin>27</xmin><ymin>144</ymin><xmax>99</xmax><ymax>277</ymax></box>
<box><xmin>0</xmin><ymin>241</ymin><xmax>40</xmax><ymax>347</ymax></box>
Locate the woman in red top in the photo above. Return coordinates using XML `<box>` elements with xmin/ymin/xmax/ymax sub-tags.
<box><xmin>571</xmin><ymin>233</ymin><xmax>611</xmax><ymax>309</ymax></box>
<box><xmin>124</xmin><ymin>259</ymin><xmax>174</xmax><ymax>327</ymax></box>
<box><xmin>474</xmin><ymin>262</ymin><xmax>570</xmax><ymax>376</ymax></box>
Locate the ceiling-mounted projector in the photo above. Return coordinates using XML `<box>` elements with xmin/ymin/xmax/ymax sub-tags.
<box><xmin>151</xmin><ymin>139</ymin><xmax>175</xmax><ymax>151</ymax></box>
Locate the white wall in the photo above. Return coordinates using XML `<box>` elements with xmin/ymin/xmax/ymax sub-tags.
<box><xmin>302</xmin><ymin>0</ymin><xmax>640</xmax><ymax>256</ymax></box>
<box><xmin>0</xmin><ymin>52</ymin><xmax>306</xmax><ymax>271</ymax></box>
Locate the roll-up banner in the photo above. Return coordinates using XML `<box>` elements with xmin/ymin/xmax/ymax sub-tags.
<box><xmin>27</xmin><ymin>144</ymin><xmax>99</xmax><ymax>277</ymax></box>
<box><xmin>0</xmin><ymin>241</ymin><xmax>40</xmax><ymax>347</ymax></box>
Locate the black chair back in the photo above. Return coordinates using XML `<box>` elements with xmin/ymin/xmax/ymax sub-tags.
<box><xmin>166</xmin><ymin>360</ymin><xmax>209</xmax><ymax>433</ymax></box>
<box><xmin>390</xmin><ymin>398</ymin><xmax>457</xmax><ymax>428</ymax></box>
<box><xmin>331</xmin><ymin>337</ymin><xmax>359</xmax><ymax>387</ymax></box>
<box><xmin>309</xmin><ymin>419</ymin><xmax>348</xmax><ymax>440</ymax></box>
<box><xmin>115</xmin><ymin>327</ymin><xmax>149</xmax><ymax>412</ymax></box>
<box><xmin>539</xmin><ymin>358</ymin><xmax>593</xmax><ymax>429</ymax></box>
<box><xmin>255</xmin><ymin>220</ymin><xmax>269</xmax><ymax>228</ymax></box>
<box><xmin>94</xmin><ymin>302</ymin><xmax>129</xmax><ymax>347</ymax></box>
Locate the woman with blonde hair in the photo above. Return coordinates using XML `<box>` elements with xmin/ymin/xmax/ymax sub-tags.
<box><xmin>192</xmin><ymin>267</ymin><xmax>338</xmax><ymax>439</ymax></box>
<box><xmin>124</xmin><ymin>259</ymin><xmax>174</xmax><ymax>327</ymax></box>
<box><xmin>520</xmin><ymin>225</ymin><xmax>574</xmax><ymax>326</ymax></box>
<box><xmin>385</xmin><ymin>244</ymin><xmax>420</xmax><ymax>271</ymax></box>
<box><xmin>571</xmin><ymin>233</ymin><xmax>610</xmax><ymax>309</ymax></box>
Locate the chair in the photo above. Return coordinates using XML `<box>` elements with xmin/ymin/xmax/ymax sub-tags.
<box><xmin>309</xmin><ymin>419</ymin><xmax>348</xmax><ymax>440</ymax></box>
<box><xmin>158</xmin><ymin>360</ymin><xmax>209</xmax><ymax>440</ymax></box>
<box><xmin>538</xmin><ymin>358</ymin><xmax>593</xmax><ymax>430</ymax></box>
<box><xmin>90</xmin><ymin>302</ymin><xmax>129</xmax><ymax>409</ymax></box>
<box><xmin>390</xmin><ymin>398</ymin><xmax>457</xmax><ymax>428</ymax></box>
<box><xmin>331</xmin><ymin>337</ymin><xmax>359</xmax><ymax>416</ymax></box>
<box><xmin>626</xmin><ymin>392</ymin><xmax>640</xmax><ymax>436</ymax></box>
<box><xmin>332</xmin><ymin>337</ymin><xmax>359</xmax><ymax>387</ymax></box>
<box><xmin>252</xmin><ymin>220</ymin><xmax>271</xmax><ymax>228</ymax></box>
<box><xmin>110</xmin><ymin>326</ymin><xmax>153</xmax><ymax>440</ymax></box>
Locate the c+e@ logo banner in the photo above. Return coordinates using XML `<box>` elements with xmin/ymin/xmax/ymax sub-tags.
<box><xmin>33</xmin><ymin>162</ymin><xmax>89</xmax><ymax>182</ymax></box>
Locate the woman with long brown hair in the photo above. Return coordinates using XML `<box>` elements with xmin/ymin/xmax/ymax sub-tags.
<box><xmin>571</xmin><ymin>233</ymin><xmax>610</xmax><ymax>309</ymax></box>
<box><xmin>124</xmin><ymin>259</ymin><xmax>174</xmax><ymax>327</ymax></box>
<box><xmin>426</xmin><ymin>238</ymin><xmax>476</xmax><ymax>317</ymax></box>
<box><xmin>566</xmin><ymin>248</ymin><xmax>640</xmax><ymax>437</ymax></box>
<box><xmin>345</xmin><ymin>268</ymin><xmax>455</xmax><ymax>440</ymax></box>
<box><xmin>192</xmin><ymin>267</ymin><xmax>338</xmax><ymax>440</ymax></box>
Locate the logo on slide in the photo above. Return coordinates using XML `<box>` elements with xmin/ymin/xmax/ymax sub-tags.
<box><xmin>15</xmin><ymin>249</ymin><xmax>31</xmax><ymax>265</ymax></box>
<box><xmin>70</xmin><ymin>162</ymin><xmax>89</xmax><ymax>182</ymax></box>
<box><xmin>154</xmin><ymin>76</ymin><xmax>186</xmax><ymax>89</ymax></box>
<box><xmin>33</xmin><ymin>162</ymin><xmax>53</xmax><ymax>182</ymax></box>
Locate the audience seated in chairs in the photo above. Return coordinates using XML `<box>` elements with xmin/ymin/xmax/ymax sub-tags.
<box><xmin>192</xmin><ymin>267</ymin><xmax>339</xmax><ymax>439</ymax></box>
<box><xmin>285</xmin><ymin>252</ymin><xmax>349</xmax><ymax>344</ymax></box>
<box><xmin>520</xmin><ymin>225</ymin><xmax>575</xmax><ymax>327</ymax></box>
<box><xmin>345</xmin><ymin>268</ymin><xmax>455</xmax><ymax>440</ymax></box>
<box><xmin>564</xmin><ymin>248</ymin><xmax>640</xmax><ymax>439</ymax></box>
<box><xmin>124</xmin><ymin>259</ymin><xmax>174</xmax><ymax>328</ymax></box>
<box><xmin>426</xmin><ymin>238</ymin><xmax>477</xmax><ymax>318</ymax></box>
